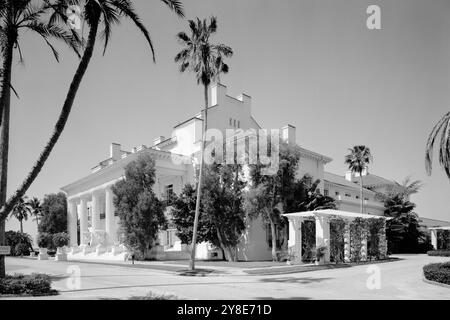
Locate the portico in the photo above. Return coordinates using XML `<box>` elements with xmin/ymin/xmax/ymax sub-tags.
<box><xmin>284</xmin><ymin>209</ymin><xmax>389</xmax><ymax>264</ymax></box>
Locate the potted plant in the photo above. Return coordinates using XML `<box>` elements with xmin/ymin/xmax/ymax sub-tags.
<box><xmin>314</xmin><ymin>245</ymin><xmax>328</xmax><ymax>265</ymax></box>
<box><xmin>37</xmin><ymin>232</ymin><xmax>52</xmax><ymax>260</ymax></box>
<box><xmin>53</xmin><ymin>232</ymin><xmax>69</xmax><ymax>261</ymax></box>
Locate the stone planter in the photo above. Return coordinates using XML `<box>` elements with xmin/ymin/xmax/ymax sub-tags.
<box><xmin>37</xmin><ymin>248</ymin><xmax>48</xmax><ymax>260</ymax></box>
<box><xmin>55</xmin><ymin>246</ymin><xmax>67</xmax><ymax>261</ymax></box>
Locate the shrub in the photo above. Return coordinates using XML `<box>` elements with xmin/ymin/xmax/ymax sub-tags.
<box><xmin>423</xmin><ymin>262</ymin><xmax>450</xmax><ymax>285</ymax></box>
<box><xmin>427</xmin><ymin>250</ymin><xmax>450</xmax><ymax>257</ymax></box>
<box><xmin>52</xmin><ymin>232</ymin><xmax>69</xmax><ymax>248</ymax></box>
<box><xmin>314</xmin><ymin>245</ymin><xmax>327</xmax><ymax>261</ymax></box>
<box><xmin>0</xmin><ymin>273</ymin><xmax>55</xmax><ymax>296</ymax></box>
<box><xmin>37</xmin><ymin>232</ymin><xmax>53</xmax><ymax>249</ymax></box>
<box><xmin>5</xmin><ymin>231</ymin><xmax>33</xmax><ymax>256</ymax></box>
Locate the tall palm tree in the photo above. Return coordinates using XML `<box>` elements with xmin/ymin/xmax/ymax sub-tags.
<box><xmin>345</xmin><ymin>145</ymin><xmax>372</xmax><ymax>213</ymax></box>
<box><xmin>27</xmin><ymin>197</ymin><xmax>42</xmax><ymax>231</ymax></box>
<box><xmin>425</xmin><ymin>111</ymin><xmax>450</xmax><ymax>179</ymax></box>
<box><xmin>11</xmin><ymin>196</ymin><xmax>31</xmax><ymax>233</ymax></box>
<box><xmin>0</xmin><ymin>0</ymin><xmax>184</xmax><ymax>221</ymax></box>
<box><xmin>0</xmin><ymin>0</ymin><xmax>80</xmax><ymax>279</ymax></box>
<box><xmin>376</xmin><ymin>176</ymin><xmax>423</xmax><ymax>202</ymax></box>
<box><xmin>175</xmin><ymin>17</ymin><xmax>233</xmax><ymax>270</ymax></box>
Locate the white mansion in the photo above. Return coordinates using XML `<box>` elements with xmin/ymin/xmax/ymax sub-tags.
<box><xmin>61</xmin><ymin>83</ymin><xmax>397</xmax><ymax>261</ymax></box>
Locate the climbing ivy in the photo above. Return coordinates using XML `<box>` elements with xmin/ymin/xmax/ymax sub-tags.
<box><xmin>301</xmin><ymin>219</ymin><xmax>315</xmax><ymax>262</ymax></box>
<box><xmin>367</xmin><ymin>218</ymin><xmax>385</xmax><ymax>260</ymax></box>
<box><xmin>350</xmin><ymin>218</ymin><xmax>368</xmax><ymax>263</ymax></box>
<box><xmin>330</xmin><ymin>217</ymin><xmax>346</xmax><ymax>263</ymax></box>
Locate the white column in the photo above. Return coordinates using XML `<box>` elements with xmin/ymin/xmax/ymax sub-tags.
<box><xmin>344</xmin><ymin>222</ymin><xmax>351</xmax><ymax>263</ymax></box>
<box><xmin>67</xmin><ymin>200</ymin><xmax>78</xmax><ymax>247</ymax></box>
<box><xmin>79</xmin><ymin>198</ymin><xmax>88</xmax><ymax>245</ymax></box>
<box><xmin>105</xmin><ymin>187</ymin><xmax>115</xmax><ymax>246</ymax></box>
<box><xmin>315</xmin><ymin>215</ymin><xmax>330</xmax><ymax>263</ymax></box>
<box><xmin>288</xmin><ymin>218</ymin><xmax>302</xmax><ymax>262</ymax></box>
<box><xmin>431</xmin><ymin>229</ymin><xmax>438</xmax><ymax>250</ymax></box>
<box><xmin>91</xmin><ymin>192</ymin><xmax>100</xmax><ymax>230</ymax></box>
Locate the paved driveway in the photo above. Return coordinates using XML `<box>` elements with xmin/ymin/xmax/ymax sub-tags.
<box><xmin>3</xmin><ymin>254</ymin><xmax>449</xmax><ymax>300</ymax></box>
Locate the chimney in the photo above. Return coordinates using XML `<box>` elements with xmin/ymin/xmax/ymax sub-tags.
<box><xmin>281</xmin><ymin>125</ymin><xmax>296</xmax><ymax>145</ymax></box>
<box><xmin>210</xmin><ymin>83</ymin><xmax>227</xmax><ymax>107</ymax></box>
<box><xmin>110</xmin><ymin>143</ymin><xmax>121</xmax><ymax>161</ymax></box>
<box><xmin>345</xmin><ymin>171</ymin><xmax>353</xmax><ymax>181</ymax></box>
<box><xmin>153</xmin><ymin>136</ymin><xmax>166</xmax><ymax>146</ymax></box>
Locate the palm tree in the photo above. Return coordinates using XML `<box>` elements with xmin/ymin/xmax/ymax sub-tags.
<box><xmin>377</xmin><ymin>176</ymin><xmax>423</xmax><ymax>202</ymax></box>
<box><xmin>344</xmin><ymin>145</ymin><xmax>372</xmax><ymax>213</ymax></box>
<box><xmin>0</xmin><ymin>0</ymin><xmax>184</xmax><ymax>221</ymax></box>
<box><xmin>11</xmin><ymin>196</ymin><xmax>31</xmax><ymax>233</ymax></box>
<box><xmin>27</xmin><ymin>197</ymin><xmax>42</xmax><ymax>231</ymax></box>
<box><xmin>175</xmin><ymin>17</ymin><xmax>233</xmax><ymax>270</ymax></box>
<box><xmin>425</xmin><ymin>111</ymin><xmax>450</xmax><ymax>179</ymax></box>
<box><xmin>0</xmin><ymin>0</ymin><xmax>80</xmax><ymax>279</ymax></box>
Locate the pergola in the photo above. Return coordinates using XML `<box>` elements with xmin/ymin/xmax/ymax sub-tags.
<box><xmin>428</xmin><ymin>226</ymin><xmax>450</xmax><ymax>250</ymax></box>
<box><xmin>283</xmin><ymin>209</ymin><xmax>390</xmax><ymax>264</ymax></box>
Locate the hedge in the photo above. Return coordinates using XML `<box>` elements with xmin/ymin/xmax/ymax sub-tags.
<box><xmin>0</xmin><ymin>273</ymin><xmax>57</xmax><ymax>296</ymax></box>
<box><xmin>427</xmin><ymin>250</ymin><xmax>450</xmax><ymax>257</ymax></box>
<box><xmin>423</xmin><ymin>262</ymin><xmax>450</xmax><ymax>285</ymax></box>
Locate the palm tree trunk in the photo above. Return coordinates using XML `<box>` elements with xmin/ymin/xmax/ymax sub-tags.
<box><xmin>189</xmin><ymin>84</ymin><xmax>209</xmax><ymax>270</ymax></box>
<box><xmin>20</xmin><ymin>220</ymin><xmax>23</xmax><ymax>234</ymax></box>
<box><xmin>360</xmin><ymin>175</ymin><xmax>364</xmax><ymax>213</ymax></box>
<box><xmin>0</xmin><ymin>32</ymin><xmax>14</xmax><ymax>278</ymax></box>
<box><xmin>0</xmin><ymin>14</ymin><xmax>101</xmax><ymax>223</ymax></box>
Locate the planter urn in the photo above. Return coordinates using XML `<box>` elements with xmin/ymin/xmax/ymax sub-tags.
<box><xmin>55</xmin><ymin>246</ymin><xmax>67</xmax><ymax>261</ymax></box>
<box><xmin>38</xmin><ymin>248</ymin><xmax>48</xmax><ymax>260</ymax></box>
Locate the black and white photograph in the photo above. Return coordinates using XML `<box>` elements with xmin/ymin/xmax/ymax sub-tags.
<box><xmin>0</xmin><ymin>0</ymin><xmax>450</xmax><ymax>307</ymax></box>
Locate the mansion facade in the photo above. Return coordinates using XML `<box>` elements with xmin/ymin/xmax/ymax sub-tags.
<box><xmin>61</xmin><ymin>83</ymin><xmax>397</xmax><ymax>261</ymax></box>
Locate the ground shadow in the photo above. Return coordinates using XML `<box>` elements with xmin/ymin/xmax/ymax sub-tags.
<box><xmin>259</xmin><ymin>276</ymin><xmax>331</xmax><ymax>284</ymax></box>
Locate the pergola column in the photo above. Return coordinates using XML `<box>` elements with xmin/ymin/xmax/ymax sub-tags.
<box><xmin>344</xmin><ymin>222</ymin><xmax>351</xmax><ymax>262</ymax></box>
<box><xmin>315</xmin><ymin>215</ymin><xmax>330</xmax><ymax>263</ymax></box>
<box><xmin>288</xmin><ymin>218</ymin><xmax>302</xmax><ymax>262</ymax></box>
<box><xmin>105</xmin><ymin>187</ymin><xmax>116</xmax><ymax>246</ymax></box>
<box><xmin>67</xmin><ymin>200</ymin><xmax>78</xmax><ymax>247</ymax></box>
<box><xmin>431</xmin><ymin>229</ymin><xmax>438</xmax><ymax>250</ymax></box>
<box><xmin>79</xmin><ymin>197</ymin><xmax>88</xmax><ymax>245</ymax></box>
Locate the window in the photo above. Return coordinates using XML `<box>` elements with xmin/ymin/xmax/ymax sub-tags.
<box><xmin>234</xmin><ymin>119</ymin><xmax>236</xmax><ymax>127</ymax></box>
<box><xmin>335</xmin><ymin>191</ymin><xmax>340</xmax><ymax>196</ymax></box>
<box><xmin>164</xmin><ymin>184</ymin><xmax>174</xmax><ymax>205</ymax></box>
<box><xmin>345</xmin><ymin>193</ymin><xmax>351</xmax><ymax>197</ymax></box>
<box><xmin>229</xmin><ymin>118</ymin><xmax>232</xmax><ymax>126</ymax></box>
<box><xmin>356</xmin><ymin>195</ymin><xmax>359</xmax><ymax>199</ymax></box>
<box><xmin>364</xmin><ymin>197</ymin><xmax>369</xmax><ymax>201</ymax></box>
<box><xmin>324</xmin><ymin>189</ymin><xmax>329</xmax><ymax>196</ymax></box>
<box><xmin>238</xmin><ymin>121</ymin><xmax>240</xmax><ymax>128</ymax></box>
<box><xmin>100</xmin><ymin>213</ymin><xmax>105</xmax><ymax>220</ymax></box>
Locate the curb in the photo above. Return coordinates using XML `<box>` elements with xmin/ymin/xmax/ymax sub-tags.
<box><xmin>422</xmin><ymin>277</ymin><xmax>450</xmax><ymax>289</ymax></box>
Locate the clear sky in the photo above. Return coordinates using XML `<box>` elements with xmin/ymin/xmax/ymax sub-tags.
<box><xmin>6</xmin><ymin>0</ymin><xmax>450</xmax><ymax>236</ymax></box>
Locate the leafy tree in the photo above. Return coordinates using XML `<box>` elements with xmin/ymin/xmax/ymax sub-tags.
<box><xmin>172</xmin><ymin>164</ymin><xmax>246</xmax><ymax>262</ymax></box>
<box><xmin>172</xmin><ymin>184</ymin><xmax>209</xmax><ymax>245</ymax></box>
<box><xmin>344</xmin><ymin>145</ymin><xmax>372</xmax><ymax>213</ymax></box>
<box><xmin>201</xmin><ymin>164</ymin><xmax>246</xmax><ymax>261</ymax></box>
<box><xmin>376</xmin><ymin>176</ymin><xmax>423</xmax><ymax>202</ymax></box>
<box><xmin>0</xmin><ymin>0</ymin><xmax>80</xmax><ymax>278</ymax></box>
<box><xmin>27</xmin><ymin>197</ymin><xmax>42</xmax><ymax>232</ymax></box>
<box><xmin>175</xmin><ymin>17</ymin><xmax>232</xmax><ymax>270</ymax></box>
<box><xmin>0</xmin><ymin>0</ymin><xmax>184</xmax><ymax>243</ymax></box>
<box><xmin>5</xmin><ymin>230</ymin><xmax>33</xmax><ymax>256</ymax></box>
<box><xmin>383</xmin><ymin>194</ymin><xmax>424</xmax><ymax>253</ymax></box>
<box><xmin>10</xmin><ymin>196</ymin><xmax>30</xmax><ymax>233</ymax></box>
<box><xmin>112</xmin><ymin>153</ymin><xmax>166</xmax><ymax>260</ymax></box>
<box><xmin>245</xmin><ymin>142</ymin><xmax>302</xmax><ymax>261</ymax></box>
<box><xmin>294</xmin><ymin>175</ymin><xmax>337</xmax><ymax>212</ymax></box>
<box><xmin>39</xmin><ymin>193</ymin><xmax>67</xmax><ymax>235</ymax></box>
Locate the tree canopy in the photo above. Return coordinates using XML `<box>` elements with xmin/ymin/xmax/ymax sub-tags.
<box><xmin>39</xmin><ymin>192</ymin><xmax>67</xmax><ymax>235</ymax></box>
<box><xmin>112</xmin><ymin>153</ymin><xmax>166</xmax><ymax>260</ymax></box>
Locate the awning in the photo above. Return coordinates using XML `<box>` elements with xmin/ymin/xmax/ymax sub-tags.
<box><xmin>283</xmin><ymin>209</ymin><xmax>391</xmax><ymax>220</ymax></box>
